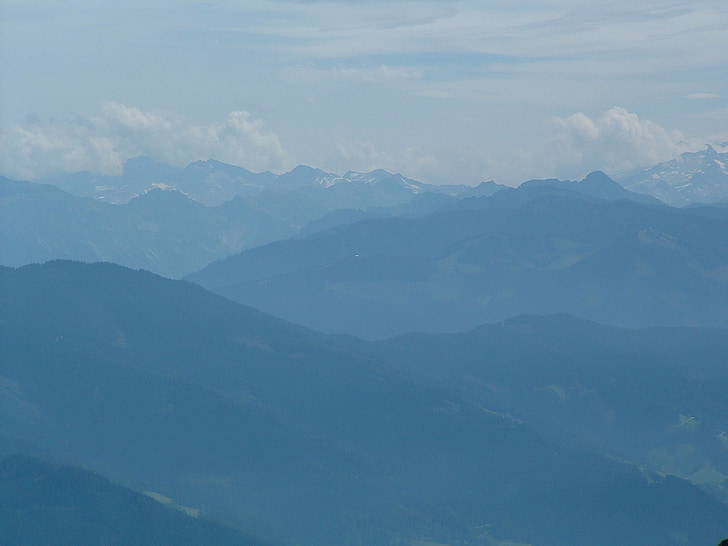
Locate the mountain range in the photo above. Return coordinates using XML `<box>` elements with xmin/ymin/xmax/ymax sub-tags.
<box><xmin>616</xmin><ymin>145</ymin><xmax>728</xmax><ymax>206</ymax></box>
<box><xmin>1</xmin><ymin>165</ymin><xmax>679</xmax><ymax>283</ymax></box>
<box><xmin>1</xmin><ymin>159</ymin><xmax>505</xmax><ymax>278</ymax></box>
<box><xmin>188</xmin><ymin>175</ymin><xmax>728</xmax><ymax>338</ymax></box>
<box><xmin>0</xmin><ymin>176</ymin><xmax>327</xmax><ymax>278</ymax></box>
<box><xmin>4</xmin><ymin>150</ymin><xmax>728</xmax><ymax>544</ymax></box>
<box><xmin>2</xmin><ymin>260</ymin><xmax>727</xmax><ymax>545</ymax></box>
<box><xmin>39</xmin><ymin>156</ymin><xmax>486</xmax><ymax>207</ymax></box>
<box><xmin>5</xmin><ymin>150</ymin><xmax>727</xmax><ymax>283</ymax></box>
<box><xmin>12</xmin><ymin>144</ymin><xmax>728</xmax><ymax>212</ymax></box>
<box><xmin>33</xmin><ymin>145</ymin><xmax>728</xmax><ymax>210</ymax></box>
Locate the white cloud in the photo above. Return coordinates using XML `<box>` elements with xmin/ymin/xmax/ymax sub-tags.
<box><xmin>687</xmin><ymin>93</ymin><xmax>720</xmax><ymax>100</ymax></box>
<box><xmin>4</xmin><ymin>1</ymin><xmax>728</xmax><ymax>189</ymax></box>
<box><xmin>425</xmin><ymin>107</ymin><xmax>704</xmax><ymax>186</ymax></box>
<box><xmin>544</xmin><ymin>107</ymin><xmax>697</xmax><ymax>177</ymax></box>
<box><xmin>321</xmin><ymin>107</ymin><xmax>710</xmax><ymax>186</ymax></box>
<box><xmin>99</xmin><ymin>102</ymin><xmax>175</xmax><ymax>133</ymax></box>
<box><xmin>284</xmin><ymin>64</ymin><xmax>423</xmax><ymax>84</ymax></box>
<box><xmin>213</xmin><ymin>1</ymin><xmax>728</xmax><ymax>76</ymax></box>
<box><xmin>0</xmin><ymin>103</ymin><xmax>292</xmax><ymax>179</ymax></box>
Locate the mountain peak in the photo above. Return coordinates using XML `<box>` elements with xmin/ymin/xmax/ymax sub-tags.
<box><xmin>285</xmin><ymin>164</ymin><xmax>328</xmax><ymax>177</ymax></box>
<box><xmin>185</xmin><ymin>159</ymin><xmax>219</xmax><ymax>171</ymax></box>
<box><xmin>516</xmin><ymin>171</ymin><xmax>652</xmax><ymax>204</ymax></box>
<box><xmin>582</xmin><ymin>170</ymin><xmax>620</xmax><ymax>188</ymax></box>
<box><xmin>616</xmin><ymin>145</ymin><xmax>728</xmax><ymax>206</ymax></box>
<box><xmin>703</xmin><ymin>144</ymin><xmax>718</xmax><ymax>158</ymax></box>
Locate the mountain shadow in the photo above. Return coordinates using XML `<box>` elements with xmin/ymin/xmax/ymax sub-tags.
<box><xmin>0</xmin><ymin>453</ymin><xmax>267</xmax><ymax>546</ymax></box>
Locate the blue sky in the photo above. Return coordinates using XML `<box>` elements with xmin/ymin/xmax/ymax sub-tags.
<box><xmin>1</xmin><ymin>0</ymin><xmax>727</xmax><ymax>185</ymax></box>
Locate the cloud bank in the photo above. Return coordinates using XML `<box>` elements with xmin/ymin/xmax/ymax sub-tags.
<box><xmin>329</xmin><ymin>107</ymin><xmax>703</xmax><ymax>186</ymax></box>
<box><xmin>285</xmin><ymin>64</ymin><xmax>423</xmax><ymax>84</ymax></box>
<box><xmin>544</xmin><ymin>107</ymin><xmax>695</xmax><ymax>178</ymax></box>
<box><xmin>0</xmin><ymin>103</ymin><xmax>292</xmax><ymax>179</ymax></box>
<box><xmin>0</xmin><ymin>102</ymin><xmax>709</xmax><ymax>187</ymax></box>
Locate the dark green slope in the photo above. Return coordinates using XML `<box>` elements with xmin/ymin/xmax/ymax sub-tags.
<box><xmin>2</xmin><ymin>261</ymin><xmax>727</xmax><ymax>545</ymax></box>
<box><xmin>0</xmin><ymin>454</ymin><xmax>265</xmax><ymax>546</ymax></box>
<box><xmin>188</xmin><ymin>186</ymin><xmax>728</xmax><ymax>338</ymax></box>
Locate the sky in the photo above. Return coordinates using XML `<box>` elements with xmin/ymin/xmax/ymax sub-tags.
<box><xmin>1</xmin><ymin>0</ymin><xmax>727</xmax><ymax>186</ymax></box>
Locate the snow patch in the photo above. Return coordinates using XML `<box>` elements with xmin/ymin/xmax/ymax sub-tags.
<box><xmin>317</xmin><ymin>174</ymin><xmax>340</xmax><ymax>188</ymax></box>
<box><xmin>400</xmin><ymin>176</ymin><xmax>421</xmax><ymax>193</ymax></box>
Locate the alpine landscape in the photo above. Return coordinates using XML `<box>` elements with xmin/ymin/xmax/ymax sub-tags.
<box><xmin>2</xmin><ymin>2</ymin><xmax>728</xmax><ymax>545</ymax></box>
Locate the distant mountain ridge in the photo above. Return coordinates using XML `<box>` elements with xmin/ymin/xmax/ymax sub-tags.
<box><xmin>41</xmin><ymin>156</ymin><xmax>272</xmax><ymax>206</ymax></box>
<box><xmin>0</xmin><ymin>176</ymin><xmax>326</xmax><ymax>278</ymax></box>
<box><xmin>616</xmin><ymin>145</ymin><xmax>728</xmax><ymax>206</ymax></box>
<box><xmin>520</xmin><ymin>170</ymin><xmax>661</xmax><ymax>205</ymax></box>
<box><xmin>17</xmin><ymin>146</ymin><xmax>728</xmax><ymax>209</ymax></box>
<box><xmin>0</xmin><ymin>172</ymin><xmax>500</xmax><ymax>278</ymax></box>
<box><xmin>37</xmin><ymin>156</ymin><xmax>490</xmax><ymax>207</ymax></box>
<box><xmin>4</xmin><ymin>168</ymin><xmax>654</xmax><ymax>279</ymax></box>
<box><xmin>188</xmin><ymin>179</ymin><xmax>728</xmax><ymax>338</ymax></box>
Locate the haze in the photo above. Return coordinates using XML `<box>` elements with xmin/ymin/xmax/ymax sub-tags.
<box><xmin>2</xmin><ymin>0</ymin><xmax>727</xmax><ymax>185</ymax></box>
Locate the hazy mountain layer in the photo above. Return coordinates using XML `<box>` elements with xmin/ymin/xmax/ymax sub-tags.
<box><xmin>1</xmin><ymin>164</ymin><xmax>496</xmax><ymax>278</ymax></box>
<box><xmin>39</xmin><ymin>156</ymin><xmax>274</xmax><ymax>206</ymax></box>
<box><xmin>38</xmin><ymin>156</ymin><xmax>485</xmax><ymax>207</ymax></box>
<box><xmin>4</xmin><ymin>168</ymin><xmax>652</xmax><ymax>282</ymax></box>
<box><xmin>0</xmin><ymin>176</ymin><xmax>326</xmax><ymax>278</ymax></box>
<box><xmin>189</xmin><ymin>179</ymin><xmax>728</xmax><ymax>338</ymax></box>
<box><xmin>2</xmin><ymin>261</ymin><xmax>727</xmax><ymax>545</ymax></box>
<box><xmin>33</xmin><ymin>147</ymin><xmax>728</xmax><ymax>212</ymax></box>
<box><xmin>370</xmin><ymin>314</ymin><xmax>728</xmax><ymax>502</ymax></box>
<box><xmin>519</xmin><ymin>171</ymin><xmax>660</xmax><ymax>204</ymax></box>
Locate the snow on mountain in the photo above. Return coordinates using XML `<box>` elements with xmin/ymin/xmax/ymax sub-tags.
<box><xmin>616</xmin><ymin>146</ymin><xmax>728</xmax><ymax>206</ymax></box>
<box><xmin>33</xmin><ymin>157</ymin><xmax>480</xmax><ymax>207</ymax></box>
